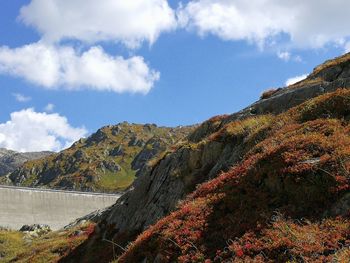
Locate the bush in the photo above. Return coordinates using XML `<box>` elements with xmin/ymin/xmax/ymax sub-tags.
<box><xmin>260</xmin><ymin>88</ymin><xmax>279</xmax><ymax>99</ymax></box>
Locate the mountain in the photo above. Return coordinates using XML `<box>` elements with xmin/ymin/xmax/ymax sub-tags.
<box><xmin>119</xmin><ymin>89</ymin><xmax>350</xmax><ymax>262</ymax></box>
<box><xmin>57</xmin><ymin>53</ymin><xmax>350</xmax><ymax>262</ymax></box>
<box><xmin>0</xmin><ymin>149</ymin><xmax>52</xmax><ymax>183</ymax></box>
<box><xmin>8</xmin><ymin>122</ymin><xmax>193</xmax><ymax>192</ymax></box>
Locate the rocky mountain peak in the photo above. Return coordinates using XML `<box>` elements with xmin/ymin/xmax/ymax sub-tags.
<box><xmin>7</xmin><ymin>123</ymin><xmax>194</xmax><ymax>192</ymax></box>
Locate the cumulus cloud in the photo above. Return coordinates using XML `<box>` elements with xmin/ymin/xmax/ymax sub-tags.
<box><xmin>277</xmin><ymin>51</ymin><xmax>303</xmax><ymax>62</ymax></box>
<box><xmin>178</xmin><ymin>0</ymin><xmax>350</xmax><ymax>50</ymax></box>
<box><xmin>13</xmin><ymin>93</ymin><xmax>31</xmax><ymax>102</ymax></box>
<box><xmin>277</xmin><ymin>51</ymin><xmax>291</xmax><ymax>62</ymax></box>
<box><xmin>0</xmin><ymin>108</ymin><xmax>87</xmax><ymax>152</ymax></box>
<box><xmin>0</xmin><ymin>43</ymin><xmax>159</xmax><ymax>93</ymax></box>
<box><xmin>19</xmin><ymin>0</ymin><xmax>176</xmax><ymax>48</ymax></box>
<box><xmin>345</xmin><ymin>42</ymin><xmax>350</xmax><ymax>53</ymax></box>
<box><xmin>285</xmin><ymin>74</ymin><xmax>308</xmax><ymax>86</ymax></box>
<box><xmin>44</xmin><ymin>103</ymin><xmax>55</xmax><ymax>112</ymax></box>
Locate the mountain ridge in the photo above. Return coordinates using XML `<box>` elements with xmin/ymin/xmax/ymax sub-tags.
<box><xmin>0</xmin><ymin>148</ymin><xmax>52</xmax><ymax>184</ymax></box>
<box><xmin>7</xmin><ymin>122</ymin><xmax>194</xmax><ymax>192</ymax></box>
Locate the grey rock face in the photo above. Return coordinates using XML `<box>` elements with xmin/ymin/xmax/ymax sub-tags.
<box><xmin>86</xmin><ymin>129</ymin><xmax>108</xmax><ymax>145</ymax></box>
<box><xmin>0</xmin><ymin>149</ymin><xmax>52</xmax><ymax>177</ymax></box>
<box><xmin>109</xmin><ymin>145</ymin><xmax>124</xmax><ymax>156</ymax></box>
<box><xmin>131</xmin><ymin>138</ymin><xmax>166</xmax><ymax>171</ymax></box>
<box><xmin>98</xmin><ymin>160</ymin><xmax>121</xmax><ymax>173</ymax></box>
<box><xmin>128</xmin><ymin>136</ymin><xmax>145</xmax><ymax>147</ymax></box>
<box><xmin>102</xmin><ymin>136</ymin><xmax>240</xmax><ymax>239</ymax></box>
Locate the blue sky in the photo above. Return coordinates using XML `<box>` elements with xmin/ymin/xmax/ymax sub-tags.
<box><xmin>0</xmin><ymin>0</ymin><xmax>348</xmax><ymax>152</ymax></box>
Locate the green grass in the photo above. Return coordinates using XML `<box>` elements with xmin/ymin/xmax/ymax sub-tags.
<box><xmin>22</xmin><ymin>174</ymin><xmax>38</xmax><ymax>187</ymax></box>
<box><xmin>96</xmin><ymin>168</ymin><xmax>136</xmax><ymax>192</ymax></box>
<box><xmin>0</xmin><ymin>230</ymin><xmax>26</xmax><ymax>262</ymax></box>
<box><xmin>0</xmin><ymin>222</ymin><xmax>95</xmax><ymax>263</ymax></box>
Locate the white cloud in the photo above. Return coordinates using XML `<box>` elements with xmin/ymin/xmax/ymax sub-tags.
<box><xmin>44</xmin><ymin>103</ymin><xmax>55</xmax><ymax>112</ymax></box>
<box><xmin>13</xmin><ymin>93</ymin><xmax>31</xmax><ymax>102</ymax></box>
<box><xmin>19</xmin><ymin>0</ymin><xmax>176</xmax><ymax>48</ymax></box>
<box><xmin>0</xmin><ymin>43</ymin><xmax>159</xmax><ymax>93</ymax></box>
<box><xmin>277</xmin><ymin>51</ymin><xmax>291</xmax><ymax>62</ymax></box>
<box><xmin>277</xmin><ymin>51</ymin><xmax>303</xmax><ymax>62</ymax></box>
<box><xmin>344</xmin><ymin>42</ymin><xmax>350</xmax><ymax>53</ymax></box>
<box><xmin>285</xmin><ymin>74</ymin><xmax>308</xmax><ymax>86</ymax></box>
<box><xmin>178</xmin><ymin>0</ymin><xmax>350</xmax><ymax>50</ymax></box>
<box><xmin>0</xmin><ymin>108</ymin><xmax>87</xmax><ymax>152</ymax></box>
<box><xmin>294</xmin><ymin>55</ymin><xmax>303</xmax><ymax>63</ymax></box>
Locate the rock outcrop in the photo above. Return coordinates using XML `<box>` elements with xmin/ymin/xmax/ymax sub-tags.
<box><xmin>19</xmin><ymin>224</ymin><xmax>51</xmax><ymax>237</ymax></box>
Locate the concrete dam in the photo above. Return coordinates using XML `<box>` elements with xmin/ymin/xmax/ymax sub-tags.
<box><xmin>0</xmin><ymin>185</ymin><xmax>121</xmax><ymax>230</ymax></box>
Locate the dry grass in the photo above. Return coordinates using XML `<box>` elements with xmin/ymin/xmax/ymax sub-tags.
<box><xmin>313</xmin><ymin>52</ymin><xmax>350</xmax><ymax>76</ymax></box>
<box><xmin>0</xmin><ymin>222</ymin><xmax>95</xmax><ymax>263</ymax></box>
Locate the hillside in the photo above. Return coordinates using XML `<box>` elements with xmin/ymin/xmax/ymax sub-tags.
<box><xmin>0</xmin><ymin>149</ymin><xmax>52</xmax><ymax>183</ymax></box>
<box><xmin>119</xmin><ymin>89</ymin><xmax>350</xmax><ymax>262</ymax></box>
<box><xmin>0</xmin><ymin>222</ymin><xmax>96</xmax><ymax>262</ymax></box>
<box><xmin>8</xmin><ymin>122</ymin><xmax>192</xmax><ymax>192</ymax></box>
<box><xmin>57</xmin><ymin>53</ymin><xmax>350</xmax><ymax>263</ymax></box>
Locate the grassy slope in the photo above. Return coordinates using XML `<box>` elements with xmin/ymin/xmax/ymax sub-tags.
<box><xmin>118</xmin><ymin>89</ymin><xmax>350</xmax><ymax>262</ymax></box>
<box><xmin>9</xmin><ymin>123</ymin><xmax>192</xmax><ymax>192</ymax></box>
<box><xmin>0</xmin><ymin>223</ymin><xmax>95</xmax><ymax>263</ymax></box>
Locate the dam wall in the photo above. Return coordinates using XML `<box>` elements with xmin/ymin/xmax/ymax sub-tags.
<box><xmin>0</xmin><ymin>185</ymin><xmax>120</xmax><ymax>230</ymax></box>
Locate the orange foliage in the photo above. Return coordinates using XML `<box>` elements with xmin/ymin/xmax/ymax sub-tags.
<box><xmin>260</xmin><ymin>88</ymin><xmax>280</xmax><ymax>99</ymax></box>
<box><xmin>119</xmin><ymin>89</ymin><xmax>350</xmax><ymax>262</ymax></box>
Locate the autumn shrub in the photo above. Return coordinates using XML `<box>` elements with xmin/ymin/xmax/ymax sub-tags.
<box><xmin>208</xmin><ymin>115</ymin><xmax>273</xmax><ymax>142</ymax></box>
<box><xmin>188</xmin><ymin>114</ymin><xmax>229</xmax><ymax>143</ymax></box>
<box><xmin>215</xmin><ymin>215</ymin><xmax>350</xmax><ymax>262</ymax></box>
<box><xmin>118</xmin><ymin>90</ymin><xmax>350</xmax><ymax>263</ymax></box>
<box><xmin>245</xmin><ymin>88</ymin><xmax>350</xmax><ymax>154</ymax></box>
<box><xmin>260</xmin><ymin>88</ymin><xmax>280</xmax><ymax>99</ymax></box>
<box><xmin>291</xmin><ymin>88</ymin><xmax>350</xmax><ymax>122</ymax></box>
<box><xmin>312</xmin><ymin>52</ymin><xmax>350</xmax><ymax>77</ymax></box>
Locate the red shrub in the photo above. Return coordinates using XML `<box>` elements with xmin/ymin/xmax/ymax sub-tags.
<box><xmin>118</xmin><ymin>89</ymin><xmax>350</xmax><ymax>262</ymax></box>
<box><xmin>260</xmin><ymin>88</ymin><xmax>279</xmax><ymax>99</ymax></box>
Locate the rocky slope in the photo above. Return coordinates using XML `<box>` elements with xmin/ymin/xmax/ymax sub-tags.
<box><xmin>119</xmin><ymin>89</ymin><xmax>350</xmax><ymax>262</ymax></box>
<box><xmin>0</xmin><ymin>149</ymin><xmax>51</xmax><ymax>182</ymax></box>
<box><xmin>8</xmin><ymin>122</ymin><xmax>193</xmax><ymax>192</ymax></box>
<box><xmin>59</xmin><ymin>53</ymin><xmax>350</xmax><ymax>262</ymax></box>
